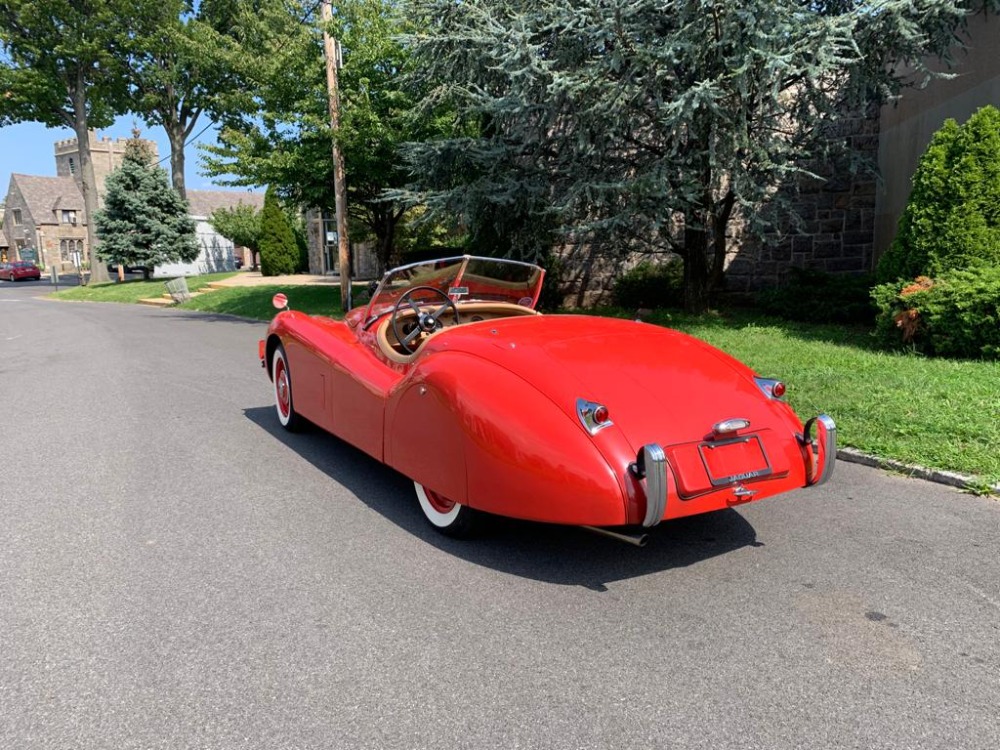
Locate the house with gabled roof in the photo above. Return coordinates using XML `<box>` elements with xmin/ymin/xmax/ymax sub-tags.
<box><xmin>154</xmin><ymin>189</ymin><xmax>265</xmax><ymax>277</ymax></box>
<box><xmin>2</xmin><ymin>174</ymin><xmax>87</xmax><ymax>270</ymax></box>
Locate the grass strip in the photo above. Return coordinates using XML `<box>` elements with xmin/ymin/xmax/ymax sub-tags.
<box><xmin>179</xmin><ymin>284</ymin><xmax>343</xmax><ymax>320</ymax></box>
<box><xmin>50</xmin><ymin>272</ymin><xmax>237</xmax><ymax>304</ymax></box>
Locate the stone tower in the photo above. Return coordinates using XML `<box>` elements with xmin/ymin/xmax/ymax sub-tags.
<box><xmin>54</xmin><ymin>130</ymin><xmax>160</xmax><ymax>204</ymax></box>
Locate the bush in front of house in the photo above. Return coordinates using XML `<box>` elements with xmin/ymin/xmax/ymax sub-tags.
<box><xmin>612</xmin><ymin>260</ymin><xmax>683</xmax><ymax>310</ymax></box>
<box><xmin>259</xmin><ymin>186</ymin><xmax>299</xmax><ymax>277</ymax></box>
<box><xmin>871</xmin><ymin>266</ymin><xmax>1000</xmax><ymax>359</ymax></box>
<box><xmin>876</xmin><ymin>105</ymin><xmax>1000</xmax><ymax>283</ymax></box>
<box><xmin>756</xmin><ymin>268</ymin><xmax>876</xmax><ymax>324</ymax></box>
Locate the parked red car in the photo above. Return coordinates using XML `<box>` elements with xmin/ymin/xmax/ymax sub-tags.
<box><xmin>1</xmin><ymin>261</ymin><xmax>42</xmax><ymax>281</ymax></box>
<box><xmin>259</xmin><ymin>255</ymin><xmax>836</xmax><ymax>543</ymax></box>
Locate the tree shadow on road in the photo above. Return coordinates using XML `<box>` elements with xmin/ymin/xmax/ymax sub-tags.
<box><xmin>244</xmin><ymin>406</ymin><xmax>761</xmax><ymax>591</ymax></box>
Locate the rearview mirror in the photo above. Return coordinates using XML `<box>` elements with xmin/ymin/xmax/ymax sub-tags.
<box><xmin>272</xmin><ymin>293</ymin><xmax>289</xmax><ymax>310</ymax></box>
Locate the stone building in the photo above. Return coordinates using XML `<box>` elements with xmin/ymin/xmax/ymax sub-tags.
<box><xmin>725</xmin><ymin>12</ymin><xmax>999</xmax><ymax>291</ymax></box>
<box><xmin>1</xmin><ymin>131</ymin><xmax>260</xmax><ymax>275</ymax></box>
<box><xmin>54</xmin><ymin>131</ymin><xmax>159</xmax><ymax>206</ymax></box>
<box><xmin>2</xmin><ymin>174</ymin><xmax>87</xmax><ymax>271</ymax></box>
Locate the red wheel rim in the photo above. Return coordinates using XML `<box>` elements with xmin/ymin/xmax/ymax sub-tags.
<box><xmin>423</xmin><ymin>488</ymin><xmax>456</xmax><ymax>514</ymax></box>
<box><xmin>275</xmin><ymin>358</ymin><xmax>290</xmax><ymax>418</ymax></box>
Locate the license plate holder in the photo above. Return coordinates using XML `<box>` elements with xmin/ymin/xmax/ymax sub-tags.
<box><xmin>699</xmin><ymin>435</ymin><xmax>773</xmax><ymax>487</ymax></box>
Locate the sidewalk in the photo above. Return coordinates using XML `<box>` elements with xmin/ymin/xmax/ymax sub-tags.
<box><xmin>137</xmin><ymin>270</ymin><xmax>361</xmax><ymax>307</ymax></box>
<box><xmin>209</xmin><ymin>271</ymin><xmax>344</xmax><ymax>287</ymax></box>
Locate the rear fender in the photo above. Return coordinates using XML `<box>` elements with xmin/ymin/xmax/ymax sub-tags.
<box><xmin>385</xmin><ymin>353</ymin><xmax>631</xmax><ymax>526</ymax></box>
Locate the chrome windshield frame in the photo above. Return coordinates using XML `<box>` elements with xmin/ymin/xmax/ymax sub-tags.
<box><xmin>362</xmin><ymin>254</ymin><xmax>545</xmax><ymax>329</ymax></box>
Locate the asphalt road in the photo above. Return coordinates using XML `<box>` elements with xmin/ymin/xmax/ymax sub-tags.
<box><xmin>1</xmin><ymin>284</ymin><xmax>998</xmax><ymax>750</ymax></box>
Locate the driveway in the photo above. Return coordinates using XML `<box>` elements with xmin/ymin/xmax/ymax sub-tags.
<box><xmin>1</xmin><ymin>290</ymin><xmax>998</xmax><ymax>749</ymax></box>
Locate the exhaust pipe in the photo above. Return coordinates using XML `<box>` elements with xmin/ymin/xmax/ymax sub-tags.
<box><xmin>581</xmin><ymin>525</ymin><xmax>648</xmax><ymax>547</ymax></box>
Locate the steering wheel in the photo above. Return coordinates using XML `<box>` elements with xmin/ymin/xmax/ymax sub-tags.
<box><xmin>391</xmin><ymin>286</ymin><xmax>460</xmax><ymax>354</ymax></box>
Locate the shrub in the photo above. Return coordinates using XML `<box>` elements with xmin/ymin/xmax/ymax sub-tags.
<box><xmin>877</xmin><ymin>106</ymin><xmax>1000</xmax><ymax>282</ymax></box>
<box><xmin>756</xmin><ymin>268</ymin><xmax>876</xmax><ymax>324</ymax></box>
<box><xmin>259</xmin><ymin>186</ymin><xmax>299</xmax><ymax>277</ymax></box>
<box><xmin>612</xmin><ymin>260</ymin><xmax>683</xmax><ymax>309</ymax></box>
<box><xmin>872</xmin><ymin>266</ymin><xmax>1000</xmax><ymax>359</ymax></box>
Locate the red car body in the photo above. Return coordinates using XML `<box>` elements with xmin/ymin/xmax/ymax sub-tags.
<box><xmin>260</xmin><ymin>256</ymin><xmax>835</xmax><ymax>541</ymax></box>
<box><xmin>2</xmin><ymin>261</ymin><xmax>42</xmax><ymax>281</ymax></box>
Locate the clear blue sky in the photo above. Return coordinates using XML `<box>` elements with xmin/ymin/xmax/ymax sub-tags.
<box><xmin>0</xmin><ymin>115</ymin><xmax>256</xmax><ymax>199</ymax></box>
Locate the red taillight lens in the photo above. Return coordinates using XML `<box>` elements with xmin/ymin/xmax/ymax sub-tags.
<box><xmin>593</xmin><ymin>405</ymin><xmax>609</xmax><ymax>424</ymax></box>
<box><xmin>772</xmin><ymin>381</ymin><xmax>786</xmax><ymax>398</ymax></box>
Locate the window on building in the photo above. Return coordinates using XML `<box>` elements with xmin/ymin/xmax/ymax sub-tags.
<box><xmin>61</xmin><ymin>210</ymin><xmax>77</xmax><ymax>224</ymax></box>
<box><xmin>12</xmin><ymin>209</ymin><xmax>22</xmax><ymax>226</ymax></box>
<box><xmin>68</xmin><ymin>157</ymin><xmax>76</xmax><ymax>174</ymax></box>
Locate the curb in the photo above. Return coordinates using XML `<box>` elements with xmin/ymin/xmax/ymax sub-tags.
<box><xmin>836</xmin><ymin>447</ymin><xmax>1000</xmax><ymax>495</ymax></box>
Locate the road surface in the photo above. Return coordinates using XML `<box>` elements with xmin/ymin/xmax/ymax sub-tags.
<box><xmin>1</xmin><ymin>285</ymin><xmax>998</xmax><ymax>749</ymax></box>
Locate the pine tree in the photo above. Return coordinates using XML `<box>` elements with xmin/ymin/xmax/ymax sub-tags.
<box><xmin>93</xmin><ymin>136</ymin><xmax>198</xmax><ymax>279</ymax></box>
<box><xmin>259</xmin><ymin>186</ymin><xmax>299</xmax><ymax>277</ymax></box>
<box><xmin>400</xmin><ymin>0</ymin><xmax>971</xmax><ymax>312</ymax></box>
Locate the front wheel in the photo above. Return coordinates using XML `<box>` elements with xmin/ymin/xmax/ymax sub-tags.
<box><xmin>414</xmin><ymin>482</ymin><xmax>484</xmax><ymax>538</ymax></box>
<box><xmin>272</xmin><ymin>344</ymin><xmax>305</xmax><ymax>432</ymax></box>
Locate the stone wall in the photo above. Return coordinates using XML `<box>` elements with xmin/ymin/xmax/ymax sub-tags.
<box><xmin>724</xmin><ymin>108</ymin><xmax>880</xmax><ymax>292</ymax></box>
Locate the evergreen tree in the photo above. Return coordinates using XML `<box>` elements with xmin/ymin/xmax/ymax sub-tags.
<box><xmin>259</xmin><ymin>186</ymin><xmax>299</xmax><ymax>276</ymax></box>
<box><xmin>400</xmin><ymin>0</ymin><xmax>974</xmax><ymax>312</ymax></box>
<box><xmin>93</xmin><ymin>136</ymin><xmax>199</xmax><ymax>279</ymax></box>
<box><xmin>878</xmin><ymin>105</ymin><xmax>1000</xmax><ymax>282</ymax></box>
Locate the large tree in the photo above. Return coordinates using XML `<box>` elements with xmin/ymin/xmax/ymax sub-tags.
<box><xmin>130</xmin><ymin>0</ymin><xmax>257</xmax><ymax>200</ymax></box>
<box><xmin>400</xmin><ymin>0</ymin><xmax>975</xmax><ymax>311</ymax></box>
<box><xmin>93</xmin><ymin>137</ymin><xmax>199</xmax><ymax>278</ymax></box>
<box><xmin>0</xmin><ymin>0</ymin><xmax>163</xmax><ymax>283</ymax></box>
<box><xmin>200</xmin><ymin>0</ymin><xmax>455</xmax><ymax>273</ymax></box>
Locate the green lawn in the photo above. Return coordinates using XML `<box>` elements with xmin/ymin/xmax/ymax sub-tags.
<box><xmin>180</xmin><ymin>284</ymin><xmax>343</xmax><ymax>320</ymax></box>
<box><xmin>50</xmin><ymin>279</ymin><xmax>1000</xmax><ymax>487</ymax></box>
<box><xmin>51</xmin><ymin>272</ymin><xmax>237</xmax><ymax>304</ymax></box>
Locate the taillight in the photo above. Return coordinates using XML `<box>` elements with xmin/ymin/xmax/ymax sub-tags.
<box><xmin>754</xmin><ymin>377</ymin><xmax>787</xmax><ymax>400</ymax></box>
<box><xmin>577</xmin><ymin>398</ymin><xmax>613</xmax><ymax>435</ymax></box>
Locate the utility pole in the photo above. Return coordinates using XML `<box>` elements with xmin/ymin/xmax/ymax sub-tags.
<box><xmin>321</xmin><ymin>0</ymin><xmax>351</xmax><ymax>311</ymax></box>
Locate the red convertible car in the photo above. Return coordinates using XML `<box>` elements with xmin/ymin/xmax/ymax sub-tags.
<box><xmin>260</xmin><ymin>255</ymin><xmax>835</xmax><ymax>544</ymax></box>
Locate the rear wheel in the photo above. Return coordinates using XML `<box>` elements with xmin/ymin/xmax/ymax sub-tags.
<box><xmin>414</xmin><ymin>482</ymin><xmax>483</xmax><ymax>538</ymax></box>
<box><xmin>272</xmin><ymin>344</ymin><xmax>305</xmax><ymax>432</ymax></box>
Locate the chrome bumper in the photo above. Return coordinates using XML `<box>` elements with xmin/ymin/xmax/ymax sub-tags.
<box><xmin>802</xmin><ymin>414</ymin><xmax>837</xmax><ymax>486</ymax></box>
<box><xmin>632</xmin><ymin>444</ymin><xmax>667</xmax><ymax>528</ymax></box>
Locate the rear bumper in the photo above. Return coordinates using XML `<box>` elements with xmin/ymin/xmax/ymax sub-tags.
<box><xmin>802</xmin><ymin>414</ymin><xmax>837</xmax><ymax>486</ymax></box>
<box><xmin>630</xmin><ymin>414</ymin><xmax>836</xmax><ymax>526</ymax></box>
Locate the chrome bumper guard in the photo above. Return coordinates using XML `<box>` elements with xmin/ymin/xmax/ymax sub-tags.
<box><xmin>632</xmin><ymin>444</ymin><xmax>667</xmax><ymax>528</ymax></box>
<box><xmin>802</xmin><ymin>414</ymin><xmax>837</xmax><ymax>486</ymax></box>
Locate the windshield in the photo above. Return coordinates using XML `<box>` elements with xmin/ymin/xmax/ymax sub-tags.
<box><xmin>364</xmin><ymin>256</ymin><xmax>545</xmax><ymax>326</ymax></box>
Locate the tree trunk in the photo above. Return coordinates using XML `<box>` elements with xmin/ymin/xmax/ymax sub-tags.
<box><xmin>72</xmin><ymin>86</ymin><xmax>109</xmax><ymax>284</ymax></box>
<box><xmin>372</xmin><ymin>206</ymin><xmax>400</xmax><ymax>276</ymax></box>
<box><xmin>683</xmin><ymin>220</ymin><xmax>711</xmax><ymax>314</ymax></box>
<box><xmin>167</xmin><ymin>125</ymin><xmax>187</xmax><ymax>202</ymax></box>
